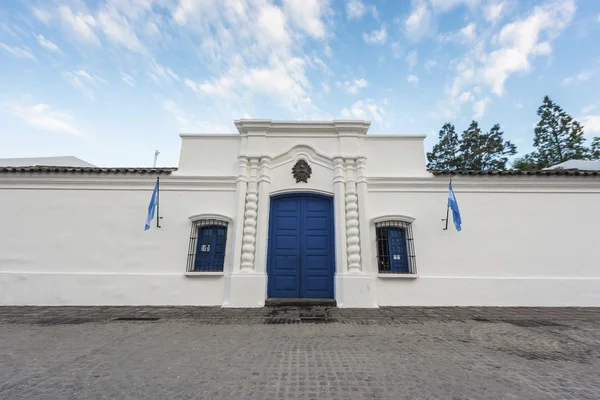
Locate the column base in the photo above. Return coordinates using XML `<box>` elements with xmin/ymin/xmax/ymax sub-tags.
<box><xmin>222</xmin><ymin>272</ymin><xmax>267</xmax><ymax>308</ymax></box>
<box><xmin>335</xmin><ymin>273</ymin><xmax>378</xmax><ymax>308</ymax></box>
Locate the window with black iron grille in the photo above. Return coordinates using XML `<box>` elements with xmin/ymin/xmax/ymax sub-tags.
<box><xmin>375</xmin><ymin>221</ymin><xmax>417</xmax><ymax>274</ymax></box>
<box><xmin>187</xmin><ymin>219</ymin><xmax>228</xmax><ymax>272</ymax></box>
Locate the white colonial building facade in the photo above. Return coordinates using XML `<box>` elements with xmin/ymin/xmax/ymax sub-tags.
<box><xmin>1</xmin><ymin>120</ymin><xmax>600</xmax><ymax>307</ymax></box>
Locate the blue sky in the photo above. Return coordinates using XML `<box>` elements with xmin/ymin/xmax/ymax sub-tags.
<box><xmin>1</xmin><ymin>0</ymin><xmax>599</xmax><ymax>167</ymax></box>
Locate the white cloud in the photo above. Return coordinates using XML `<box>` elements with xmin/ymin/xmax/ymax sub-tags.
<box><xmin>425</xmin><ymin>59</ymin><xmax>437</xmax><ymax>70</ymax></box>
<box><xmin>484</xmin><ymin>0</ymin><xmax>507</xmax><ymax>23</ymax></box>
<box><xmin>32</xmin><ymin>7</ymin><xmax>52</xmax><ymax>23</ymax></box>
<box><xmin>346</xmin><ymin>0</ymin><xmax>377</xmax><ymax>20</ymax></box>
<box><xmin>430</xmin><ymin>0</ymin><xmax>480</xmax><ymax>13</ymax></box>
<box><xmin>340</xmin><ymin>99</ymin><xmax>385</xmax><ymax>122</ymax></box>
<box><xmin>407</xmin><ymin>74</ymin><xmax>419</xmax><ymax>85</ymax></box>
<box><xmin>563</xmin><ymin>71</ymin><xmax>594</xmax><ymax>85</ymax></box>
<box><xmin>36</xmin><ymin>35</ymin><xmax>60</xmax><ymax>52</ymax></box>
<box><xmin>438</xmin><ymin>22</ymin><xmax>477</xmax><ymax>43</ymax></box>
<box><xmin>460</xmin><ymin>23</ymin><xmax>477</xmax><ymax>42</ymax></box>
<box><xmin>406</xmin><ymin>50</ymin><xmax>418</xmax><ymax>70</ymax></box>
<box><xmin>458</xmin><ymin>91</ymin><xmax>474</xmax><ymax>103</ymax></box>
<box><xmin>65</xmin><ymin>70</ymin><xmax>106</xmax><ymax>99</ymax></box>
<box><xmin>581</xmin><ymin>115</ymin><xmax>600</xmax><ymax>134</ymax></box>
<box><xmin>342</xmin><ymin>78</ymin><xmax>369</xmax><ymax>94</ymax></box>
<box><xmin>97</xmin><ymin>4</ymin><xmax>144</xmax><ymax>52</ymax></box>
<box><xmin>58</xmin><ymin>5</ymin><xmax>101</xmax><ymax>46</ymax></box>
<box><xmin>473</xmin><ymin>97</ymin><xmax>490</xmax><ymax>118</ymax></box>
<box><xmin>8</xmin><ymin>102</ymin><xmax>80</xmax><ymax>135</ymax></box>
<box><xmin>483</xmin><ymin>0</ymin><xmax>576</xmax><ymax>96</ymax></box>
<box><xmin>173</xmin><ymin>0</ymin><xmax>330</xmax><ymax>114</ymax></box>
<box><xmin>391</xmin><ymin>42</ymin><xmax>403</xmax><ymax>59</ymax></box>
<box><xmin>149</xmin><ymin>59</ymin><xmax>180</xmax><ymax>83</ymax></box>
<box><xmin>322</xmin><ymin>83</ymin><xmax>330</xmax><ymax>93</ymax></box>
<box><xmin>283</xmin><ymin>0</ymin><xmax>330</xmax><ymax>39</ymax></box>
<box><xmin>582</xmin><ymin>104</ymin><xmax>596</xmax><ymax>114</ymax></box>
<box><xmin>363</xmin><ymin>24</ymin><xmax>387</xmax><ymax>44</ymax></box>
<box><xmin>0</xmin><ymin>42</ymin><xmax>36</xmax><ymax>60</ymax></box>
<box><xmin>405</xmin><ymin>0</ymin><xmax>432</xmax><ymax>42</ymax></box>
<box><xmin>162</xmin><ymin>99</ymin><xmax>230</xmax><ymax>133</ymax></box>
<box><xmin>121</xmin><ymin>72</ymin><xmax>136</xmax><ymax>86</ymax></box>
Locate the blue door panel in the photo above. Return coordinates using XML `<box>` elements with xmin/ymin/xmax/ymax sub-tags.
<box><xmin>267</xmin><ymin>194</ymin><xmax>334</xmax><ymax>299</ymax></box>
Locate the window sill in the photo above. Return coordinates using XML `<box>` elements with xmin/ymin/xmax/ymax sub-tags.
<box><xmin>185</xmin><ymin>271</ymin><xmax>224</xmax><ymax>277</ymax></box>
<box><xmin>378</xmin><ymin>273</ymin><xmax>418</xmax><ymax>279</ymax></box>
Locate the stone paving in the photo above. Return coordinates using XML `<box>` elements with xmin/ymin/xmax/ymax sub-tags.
<box><xmin>1</xmin><ymin>306</ymin><xmax>600</xmax><ymax>399</ymax></box>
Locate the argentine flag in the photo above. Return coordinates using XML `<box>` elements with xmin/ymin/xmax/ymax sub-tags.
<box><xmin>448</xmin><ymin>182</ymin><xmax>462</xmax><ymax>232</ymax></box>
<box><xmin>144</xmin><ymin>179</ymin><xmax>159</xmax><ymax>231</ymax></box>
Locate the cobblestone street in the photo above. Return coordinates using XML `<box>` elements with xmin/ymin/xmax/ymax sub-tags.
<box><xmin>1</xmin><ymin>306</ymin><xmax>600</xmax><ymax>399</ymax></box>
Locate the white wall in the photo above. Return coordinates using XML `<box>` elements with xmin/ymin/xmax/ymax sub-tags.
<box><xmin>366</xmin><ymin>176</ymin><xmax>600</xmax><ymax>306</ymax></box>
<box><xmin>0</xmin><ymin>174</ymin><xmax>237</xmax><ymax>305</ymax></box>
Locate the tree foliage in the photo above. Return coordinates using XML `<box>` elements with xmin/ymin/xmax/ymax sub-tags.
<box><xmin>427</xmin><ymin>121</ymin><xmax>517</xmax><ymax>170</ymax></box>
<box><xmin>426</xmin><ymin>123</ymin><xmax>460</xmax><ymax>170</ymax></box>
<box><xmin>590</xmin><ymin>137</ymin><xmax>600</xmax><ymax>160</ymax></box>
<box><xmin>530</xmin><ymin>96</ymin><xmax>590</xmax><ymax>168</ymax></box>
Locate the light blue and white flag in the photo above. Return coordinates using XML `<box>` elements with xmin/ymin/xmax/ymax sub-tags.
<box><xmin>144</xmin><ymin>178</ymin><xmax>159</xmax><ymax>231</ymax></box>
<box><xmin>448</xmin><ymin>181</ymin><xmax>462</xmax><ymax>232</ymax></box>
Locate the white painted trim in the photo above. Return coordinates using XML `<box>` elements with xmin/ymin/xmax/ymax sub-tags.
<box><xmin>184</xmin><ymin>272</ymin><xmax>225</xmax><ymax>277</ymax></box>
<box><xmin>188</xmin><ymin>213</ymin><xmax>233</xmax><ymax>223</ymax></box>
<box><xmin>371</xmin><ymin>215</ymin><xmax>416</xmax><ymax>224</ymax></box>
<box><xmin>269</xmin><ymin>188</ymin><xmax>334</xmax><ymax>197</ymax></box>
<box><xmin>378</xmin><ymin>273</ymin><xmax>418</xmax><ymax>279</ymax></box>
<box><xmin>364</xmin><ymin>135</ymin><xmax>427</xmax><ymax>139</ymax></box>
<box><xmin>179</xmin><ymin>134</ymin><xmax>240</xmax><ymax>138</ymax></box>
<box><xmin>269</xmin><ymin>145</ymin><xmax>335</xmax><ymax>170</ymax></box>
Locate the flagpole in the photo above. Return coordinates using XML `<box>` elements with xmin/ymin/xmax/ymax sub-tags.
<box><xmin>442</xmin><ymin>178</ymin><xmax>450</xmax><ymax>230</ymax></box>
<box><xmin>156</xmin><ymin>176</ymin><xmax>161</xmax><ymax>228</ymax></box>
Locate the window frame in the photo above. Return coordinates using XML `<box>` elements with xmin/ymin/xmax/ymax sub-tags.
<box><xmin>371</xmin><ymin>215</ymin><xmax>417</xmax><ymax>276</ymax></box>
<box><xmin>186</xmin><ymin>214</ymin><xmax>233</xmax><ymax>275</ymax></box>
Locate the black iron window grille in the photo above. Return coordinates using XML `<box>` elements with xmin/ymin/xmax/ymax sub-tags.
<box><xmin>187</xmin><ymin>219</ymin><xmax>228</xmax><ymax>272</ymax></box>
<box><xmin>375</xmin><ymin>220</ymin><xmax>417</xmax><ymax>274</ymax></box>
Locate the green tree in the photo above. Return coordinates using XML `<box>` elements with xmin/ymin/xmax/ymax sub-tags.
<box><xmin>458</xmin><ymin>121</ymin><xmax>517</xmax><ymax>170</ymax></box>
<box><xmin>590</xmin><ymin>137</ymin><xmax>600</xmax><ymax>159</ymax></box>
<box><xmin>511</xmin><ymin>154</ymin><xmax>540</xmax><ymax>171</ymax></box>
<box><xmin>426</xmin><ymin>123</ymin><xmax>461</xmax><ymax>170</ymax></box>
<box><xmin>531</xmin><ymin>96</ymin><xmax>590</xmax><ymax>168</ymax></box>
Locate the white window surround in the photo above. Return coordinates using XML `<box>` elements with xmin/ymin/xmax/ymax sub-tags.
<box><xmin>371</xmin><ymin>215</ymin><xmax>416</xmax><ymax>224</ymax></box>
<box><xmin>188</xmin><ymin>213</ymin><xmax>233</xmax><ymax>224</ymax></box>
<box><xmin>186</xmin><ymin>213</ymin><xmax>234</xmax><ymax>276</ymax></box>
<box><xmin>370</xmin><ymin>214</ymin><xmax>418</xmax><ymax>277</ymax></box>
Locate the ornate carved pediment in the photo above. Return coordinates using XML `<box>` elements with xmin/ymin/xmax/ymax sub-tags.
<box><xmin>292</xmin><ymin>159</ymin><xmax>312</xmax><ymax>183</ymax></box>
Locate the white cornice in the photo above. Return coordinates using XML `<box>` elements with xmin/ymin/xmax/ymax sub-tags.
<box><xmin>372</xmin><ymin>214</ymin><xmax>416</xmax><ymax>224</ymax></box>
<box><xmin>234</xmin><ymin>119</ymin><xmax>371</xmax><ymax>136</ymax></box>
<box><xmin>0</xmin><ymin>175</ymin><xmax>237</xmax><ymax>191</ymax></box>
<box><xmin>367</xmin><ymin>176</ymin><xmax>600</xmax><ymax>193</ymax></box>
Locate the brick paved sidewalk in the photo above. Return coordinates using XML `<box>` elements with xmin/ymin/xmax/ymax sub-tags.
<box><xmin>2</xmin><ymin>307</ymin><xmax>600</xmax><ymax>399</ymax></box>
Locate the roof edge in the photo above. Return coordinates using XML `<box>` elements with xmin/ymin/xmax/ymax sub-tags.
<box><xmin>0</xmin><ymin>166</ymin><xmax>178</xmax><ymax>174</ymax></box>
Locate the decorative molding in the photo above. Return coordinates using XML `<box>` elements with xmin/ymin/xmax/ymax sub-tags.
<box><xmin>270</xmin><ymin>144</ymin><xmax>335</xmax><ymax>170</ymax></box>
<box><xmin>345</xmin><ymin>159</ymin><xmax>361</xmax><ymax>273</ymax></box>
<box><xmin>371</xmin><ymin>215</ymin><xmax>416</xmax><ymax>224</ymax></box>
<box><xmin>258</xmin><ymin>157</ymin><xmax>271</xmax><ymax>183</ymax></box>
<box><xmin>234</xmin><ymin>119</ymin><xmax>371</xmax><ymax>137</ymax></box>
<box><xmin>240</xmin><ymin>158</ymin><xmax>259</xmax><ymax>272</ymax></box>
<box><xmin>377</xmin><ymin>273</ymin><xmax>418</xmax><ymax>279</ymax></box>
<box><xmin>188</xmin><ymin>213</ymin><xmax>233</xmax><ymax>223</ymax></box>
<box><xmin>269</xmin><ymin>188</ymin><xmax>334</xmax><ymax>197</ymax></box>
<box><xmin>366</xmin><ymin>176</ymin><xmax>600</xmax><ymax>193</ymax></box>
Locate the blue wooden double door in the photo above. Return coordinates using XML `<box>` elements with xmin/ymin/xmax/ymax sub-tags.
<box><xmin>267</xmin><ymin>194</ymin><xmax>335</xmax><ymax>299</ymax></box>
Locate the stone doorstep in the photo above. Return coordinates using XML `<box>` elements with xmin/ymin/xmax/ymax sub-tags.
<box><xmin>264</xmin><ymin>298</ymin><xmax>337</xmax><ymax>307</ymax></box>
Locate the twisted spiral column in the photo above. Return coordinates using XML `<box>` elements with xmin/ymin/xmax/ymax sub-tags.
<box><xmin>240</xmin><ymin>158</ymin><xmax>259</xmax><ymax>272</ymax></box>
<box><xmin>345</xmin><ymin>159</ymin><xmax>361</xmax><ymax>273</ymax></box>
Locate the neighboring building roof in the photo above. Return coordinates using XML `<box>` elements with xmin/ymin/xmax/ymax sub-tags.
<box><xmin>430</xmin><ymin>170</ymin><xmax>600</xmax><ymax>177</ymax></box>
<box><xmin>0</xmin><ymin>166</ymin><xmax>177</xmax><ymax>174</ymax></box>
<box><xmin>544</xmin><ymin>160</ymin><xmax>600</xmax><ymax>171</ymax></box>
<box><xmin>0</xmin><ymin>156</ymin><xmax>96</xmax><ymax>168</ymax></box>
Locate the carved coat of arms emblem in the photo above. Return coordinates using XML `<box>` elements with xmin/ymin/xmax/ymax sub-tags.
<box><xmin>292</xmin><ymin>159</ymin><xmax>312</xmax><ymax>183</ymax></box>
